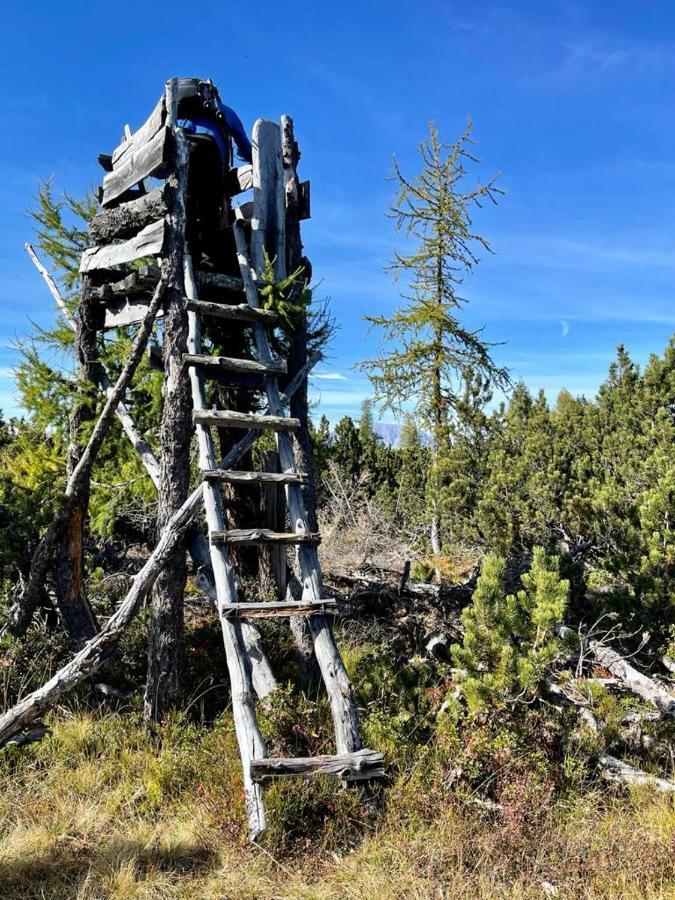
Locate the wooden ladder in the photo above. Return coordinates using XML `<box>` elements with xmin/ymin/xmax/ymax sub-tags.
<box><xmin>81</xmin><ymin>80</ymin><xmax>383</xmax><ymax>839</ymax></box>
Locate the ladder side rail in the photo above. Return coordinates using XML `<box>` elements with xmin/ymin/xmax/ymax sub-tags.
<box><xmin>233</xmin><ymin>212</ymin><xmax>362</xmax><ymax>756</ymax></box>
<box><xmin>185</xmin><ymin>256</ymin><xmax>268</xmax><ymax>839</ymax></box>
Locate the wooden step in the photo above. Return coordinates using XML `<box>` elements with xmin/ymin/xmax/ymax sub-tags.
<box><xmin>250</xmin><ymin>749</ymin><xmax>385</xmax><ymax>783</ymax></box>
<box><xmin>80</xmin><ymin>219</ymin><xmax>166</xmax><ymax>273</ymax></box>
<box><xmin>183</xmin><ymin>354</ymin><xmax>286</xmax><ymax>376</ymax></box>
<box><xmin>203</xmin><ymin>469</ymin><xmax>307</xmax><ymax>485</ymax></box>
<box><xmin>221</xmin><ymin>599</ymin><xmax>338</xmax><ymax>619</ymax></box>
<box><xmin>194</xmin><ymin>410</ymin><xmax>299</xmax><ymax>431</ymax></box>
<box><xmin>92</xmin><ymin>267</ymin><xmax>244</xmax><ymax>301</ymax></box>
<box><xmin>186</xmin><ymin>298</ymin><xmax>277</xmax><ymax>325</ymax></box>
<box><xmin>211</xmin><ymin>529</ymin><xmax>320</xmax><ymax>546</ymax></box>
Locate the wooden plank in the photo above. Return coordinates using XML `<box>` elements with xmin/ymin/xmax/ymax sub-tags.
<box><xmin>111</xmin><ymin>95</ymin><xmax>165</xmax><ymax>166</ymax></box>
<box><xmin>197</xmin><ymin>270</ymin><xmax>245</xmax><ymax>295</ymax></box>
<box><xmin>252</xmin><ymin>119</ymin><xmax>286</xmax><ymax>281</ymax></box>
<box><xmin>89</xmin><ymin>186</ymin><xmax>168</xmax><ymax>243</ymax></box>
<box><xmin>186</xmin><ymin>298</ymin><xmax>277</xmax><ymax>324</ymax></box>
<box><xmin>194</xmin><ymin>410</ymin><xmax>299</xmax><ymax>431</ymax></box>
<box><xmin>221</xmin><ymin>599</ymin><xmax>338</xmax><ymax>619</ymax></box>
<box><xmin>226</xmin><ymin>164</ymin><xmax>254</xmax><ymax>196</ymax></box>
<box><xmin>80</xmin><ymin>219</ymin><xmax>166</xmax><ymax>274</ymax></box>
<box><xmin>102</xmin><ymin>125</ymin><xmax>168</xmax><ymax>207</ymax></box>
<box><xmin>203</xmin><ymin>469</ymin><xmax>307</xmax><ymax>485</ymax></box>
<box><xmin>250</xmin><ymin>749</ymin><xmax>385</xmax><ymax>783</ymax></box>
<box><xmin>299</xmin><ymin>180</ymin><xmax>311</xmax><ymax>220</ymax></box>
<box><xmin>183</xmin><ymin>354</ymin><xmax>286</xmax><ymax>375</ymax></box>
<box><xmin>105</xmin><ymin>296</ymin><xmax>166</xmax><ymax>330</ymax></box>
<box><xmin>211</xmin><ymin>529</ymin><xmax>320</xmax><ymax>546</ymax></box>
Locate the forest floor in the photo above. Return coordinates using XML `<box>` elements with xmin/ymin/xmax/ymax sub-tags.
<box><xmin>1</xmin><ymin>709</ymin><xmax>674</xmax><ymax>899</ymax></box>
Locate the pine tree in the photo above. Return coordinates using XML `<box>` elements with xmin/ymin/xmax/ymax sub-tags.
<box><xmin>359</xmin><ymin>122</ymin><xmax>508</xmax><ymax>558</ymax></box>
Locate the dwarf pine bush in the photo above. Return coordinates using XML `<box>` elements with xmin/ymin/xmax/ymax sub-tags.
<box><xmin>452</xmin><ymin>548</ymin><xmax>569</xmax><ymax>713</ymax></box>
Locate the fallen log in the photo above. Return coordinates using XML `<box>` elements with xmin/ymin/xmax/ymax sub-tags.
<box><xmin>589</xmin><ymin>641</ymin><xmax>675</xmax><ymax>719</ymax></box>
<box><xmin>598</xmin><ymin>753</ymin><xmax>675</xmax><ymax>793</ymax></box>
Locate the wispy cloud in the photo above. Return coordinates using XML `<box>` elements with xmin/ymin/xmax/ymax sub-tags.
<box><xmin>313</xmin><ymin>372</ymin><xmax>348</xmax><ymax>381</ymax></box>
<box><xmin>561</xmin><ymin>320</ymin><xmax>570</xmax><ymax>337</ymax></box>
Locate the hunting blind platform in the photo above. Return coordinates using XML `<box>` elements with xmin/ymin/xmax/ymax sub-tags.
<box><xmin>76</xmin><ymin>77</ymin><xmax>383</xmax><ymax>838</ymax></box>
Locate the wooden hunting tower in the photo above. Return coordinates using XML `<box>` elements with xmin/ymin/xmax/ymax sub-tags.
<box><xmin>77</xmin><ymin>77</ymin><xmax>383</xmax><ymax>837</ymax></box>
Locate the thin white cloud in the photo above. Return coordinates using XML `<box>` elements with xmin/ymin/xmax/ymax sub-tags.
<box><xmin>561</xmin><ymin>320</ymin><xmax>570</xmax><ymax>337</ymax></box>
<box><xmin>313</xmin><ymin>372</ymin><xmax>348</xmax><ymax>381</ymax></box>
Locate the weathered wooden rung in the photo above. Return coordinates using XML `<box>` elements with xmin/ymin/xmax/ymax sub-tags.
<box><xmin>203</xmin><ymin>469</ymin><xmax>307</xmax><ymax>485</ymax></box>
<box><xmin>80</xmin><ymin>219</ymin><xmax>166</xmax><ymax>274</ymax></box>
<box><xmin>196</xmin><ymin>270</ymin><xmax>246</xmax><ymax>298</ymax></box>
<box><xmin>186</xmin><ymin>298</ymin><xmax>277</xmax><ymax>324</ymax></box>
<box><xmin>183</xmin><ymin>353</ymin><xmax>287</xmax><ymax>376</ymax></box>
<box><xmin>89</xmin><ymin>186</ymin><xmax>169</xmax><ymax>243</ymax></box>
<box><xmin>90</xmin><ymin>265</ymin><xmax>160</xmax><ymax>300</ymax></box>
<box><xmin>226</xmin><ymin>164</ymin><xmax>253</xmax><ymax>196</ymax></box>
<box><xmin>221</xmin><ymin>599</ymin><xmax>338</xmax><ymax>619</ymax></box>
<box><xmin>211</xmin><ymin>529</ymin><xmax>320</xmax><ymax>546</ymax></box>
<box><xmin>250</xmin><ymin>749</ymin><xmax>385</xmax><ymax>783</ymax></box>
<box><xmin>194</xmin><ymin>410</ymin><xmax>300</xmax><ymax>431</ymax></box>
<box><xmin>102</xmin><ymin>125</ymin><xmax>169</xmax><ymax>207</ymax></box>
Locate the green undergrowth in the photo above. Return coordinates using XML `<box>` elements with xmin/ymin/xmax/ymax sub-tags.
<box><xmin>1</xmin><ymin>692</ymin><xmax>674</xmax><ymax>897</ymax></box>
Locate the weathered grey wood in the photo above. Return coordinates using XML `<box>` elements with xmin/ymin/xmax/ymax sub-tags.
<box><xmin>203</xmin><ymin>469</ymin><xmax>306</xmax><ymax>485</ymax></box>
<box><xmin>8</xmin><ymin>272</ymin><xmax>168</xmax><ymax>636</ymax></box>
<box><xmin>0</xmin><ymin>374</ymin><xmax>311</xmax><ymax>739</ymax></box>
<box><xmin>226</xmin><ymin>164</ymin><xmax>253</xmax><ymax>195</ymax></box>
<box><xmin>590</xmin><ymin>641</ymin><xmax>675</xmax><ymax>719</ymax></box>
<box><xmin>222</xmin><ymin>599</ymin><xmax>338</xmax><ymax>619</ymax></box>
<box><xmin>183</xmin><ymin>354</ymin><xmax>287</xmax><ymax>375</ymax></box>
<box><xmin>196</xmin><ymin>270</ymin><xmax>244</xmax><ymax>295</ymax></box>
<box><xmin>299</xmin><ymin>180</ymin><xmax>311</xmax><ymax>220</ymax></box>
<box><xmin>211</xmin><ymin>528</ymin><xmax>320</xmax><ymax>546</ymax></box>
<box><xmin>25</xmin><ymin>243</ymin><xmax>162</xmax><ymax>488</ymax></box>
<box><xmin>239</xmin><ymin>132</ymin><xmax>363</xmax><ymax>755</ymax></box>
<box><xmin>102</xmin><ymin>125</ymin><xmax>169</xmax><ymax>207</ymax></box>
<box><xmin>599</xmin><ymin>753</ymin><xmax>675</xmax><ymax>793</ymax></box>
<box><xmin>186</xmin><ymin>299</ymin><xmax>277</xmax><ymax>324</ymax></box>
<box><xmin>250</xmin><ymin>749</ymin><xmax>385</xmax><ymax>783</ymax></box>
<box><xmin>251</xmin><ymin>119</ymin><xmax>286</xmax><ymax>281</ymax></box>
<box><xmin>89</xmin><ymin>186</ymin><xmax>169</xmax><ymax>243</ymax></box>
<box><xmin>111</xmin><ymin>94</ymin><xmax>165</xmax><ymax>166</ymax></box>
<box><xmin>91</xmin><ymin>265</ymin><xmax>160</xmax><ymax>300</ymax></box>
<box><xmin>194</xmin><ymin>410</ymin><xmax>300</xmax><ymax>431</ymax></box>
<box><xmin>144</xmin><ymin>87</ymin><xmax>190</xmax><ymax>723</ymax></box>
<box><xmin>80</xmin><ymin>219</ymin><xmax>166</xmax><ymax>273</ymax></box>
<box><xmin>184</xmin><ymin>253</ymin><xmax>267</xmax><ymax>839</ymax></box>
<box><xmin>104</xmin><ymin>296</ymin><xmax>167</xmax><ymax>330</ymax></box>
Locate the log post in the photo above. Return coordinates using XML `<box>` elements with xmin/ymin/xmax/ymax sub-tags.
<box><xmin>143</xmin><ymin>81</ymin><xmax>191</xmax><ymax>722</ymax></box>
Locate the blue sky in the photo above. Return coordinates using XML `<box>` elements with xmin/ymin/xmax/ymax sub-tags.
<box><xmin>2</xmin><ymin>1</ymin><xmax>675</xmax><ymax>424</ymax></box>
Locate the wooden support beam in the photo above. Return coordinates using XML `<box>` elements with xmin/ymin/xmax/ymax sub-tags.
<box><xmin>211</xmin><ymin>528</ymin><xmax>320</xmax><ymax>546</ymax></box>
<box><xmin>221</xmin><ymin>599</ymin><xmax>338</xmax><ymax>619</ymax></box>
<box><xmin>194</xmin><ymin>410</ymin><xmax>299</xmax><ymax>431</ymax></box>
<box><xmin>186</xmin><ymin>298</ymin><xmax>277</xmax><ymax>324</ymax></box>
<box><xmin>102</xmin><ymin>125</ymin><xmax>168</xmax><ymax>207</ymax></box>
<box><xmin>203</xmin><ymin>469</ymin><xmax>307</xmax><ymax>485</ymax></box>
<box><xmin>250</xmin><ymin>749</ymin><xmax>385</xmax><ymax>783</ymax></box>
<box><xmin>196</xmin><ymin>270</ymin><xmax>245</xmax><ymax>297</ymax></box>
<box><xmin>80</xmin><ymin>219</ymin><xmax>166</xmax><ymax>273</ymax></box>
<box><xmin>183</xmin><ymin>353</ymin><xmax>287</xmax><ymax>375</ymax></box>
<box><xmin>89</xmin><ymin>186</ymin><xmax>169</xmax><ymax>243</ymax></box>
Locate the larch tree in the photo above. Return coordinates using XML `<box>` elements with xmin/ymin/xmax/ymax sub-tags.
<box><xmin>360</xmin><ymin>121</ymin><xmax>508</xmax><ymax>560</ymax></box>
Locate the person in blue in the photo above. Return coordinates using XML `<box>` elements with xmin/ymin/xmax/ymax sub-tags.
<box><xmin>175</xmin><ymin>78</ymin><xmax>251</xmax><ymax>271</ymax></box>
<box><xmin>176</xmin><ymin>77</ymin><xmax>252</xmax><ymax>165</ymax></box>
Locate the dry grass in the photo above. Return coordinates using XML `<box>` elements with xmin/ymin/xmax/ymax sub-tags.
<box><xmin>1</xmin><ymin>711</ymin><xmax>675</xmax><ymax>899</ymax></box>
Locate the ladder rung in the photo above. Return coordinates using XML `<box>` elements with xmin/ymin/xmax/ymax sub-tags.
<box><xmin>250</xmin><ymin>749</ymin><xmax>385</xmax><ymax>783</ymax></box>
<box><xmin>186</xmin><ymin>298</ymin><xmax>278</xmax><ymax>324</ymax></box>
<box><xmin>203</xmin><ymin>469</ymin><xmax>307</xmax><ymax>485</ymax></box>
<box><xmin>184</xmin><ymin>353</ymin><xmax>286</xmax><ymax>376</ymax></box>
<box><xmin>211</xmin><ymin>529</ymin><xmax>320</xmax><ymax>546</ymax></box>
<box><xmin>221</xmin><ymin>599</ymin><xmax>338</xmax><ymax>619</ymax></box>
<box><xmin>194</xmin><ymin>410</ymin><xmax>299</xmax><ymax>431</ymax></box>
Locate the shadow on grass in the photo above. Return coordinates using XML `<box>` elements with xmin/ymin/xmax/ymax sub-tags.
<box><xmin>0</xmin><ymin>833</ymin><xmax>217</xmax><ymax>899</ymax></box>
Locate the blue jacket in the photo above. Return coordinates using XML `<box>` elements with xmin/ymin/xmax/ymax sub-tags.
<box><xmin>178</xmin><ymin>102</ymin><xmax>253</xmax><ymax>165</ymax></box>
